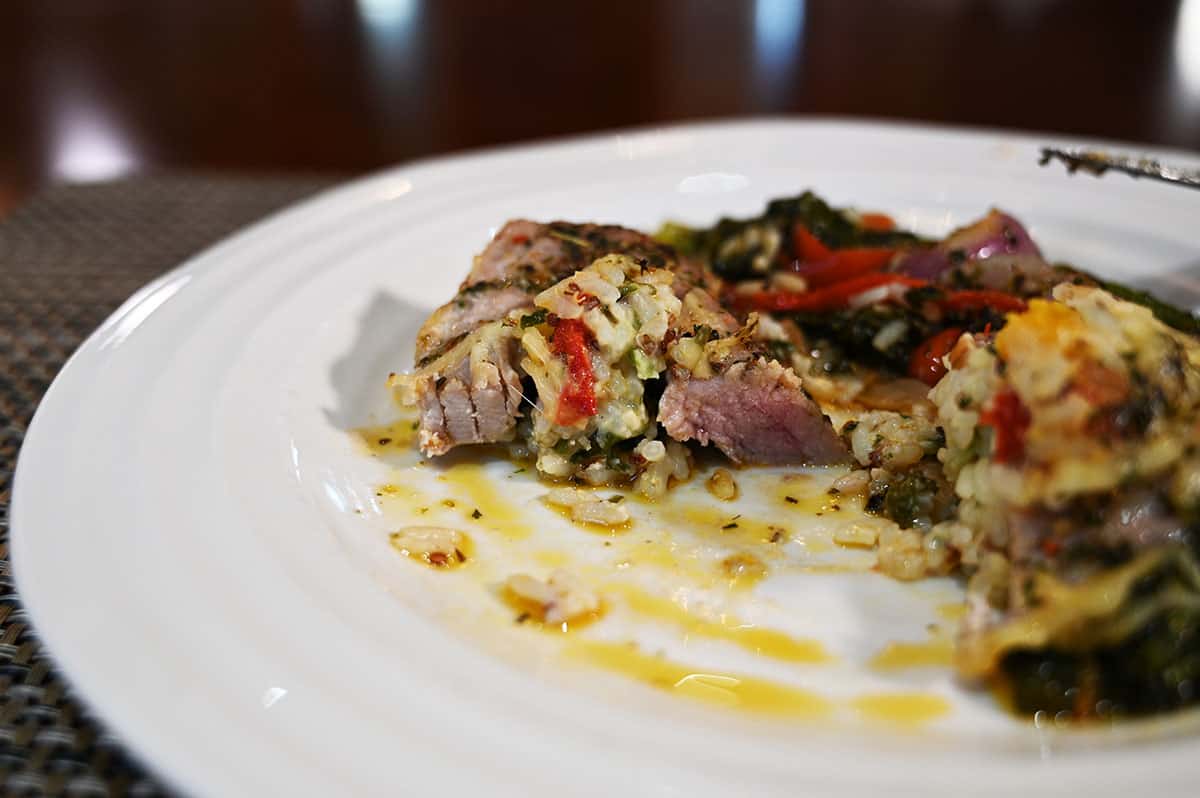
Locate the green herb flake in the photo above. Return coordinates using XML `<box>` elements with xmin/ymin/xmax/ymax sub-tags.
<box><xmin>520</xmin><ymin>308</ymin><xmax>549</xmax><ymax>328</ymax></box>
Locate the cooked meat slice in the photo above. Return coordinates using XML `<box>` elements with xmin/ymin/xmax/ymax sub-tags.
<box><xmin>415</xmin><ymin>285</ymin><xmax>531</xmax><ymax>365</ymax></box>
<box><xmin>677</xmin><ymin>286</ymin><xmax>739</xmax><ymax>335</ymax></box>
<box><xmin>658</xmin><ymin>357</ymin><xmax>850</xmax><ymax>465</ymax></box>
<box><xmin>672</xmin><ymin>255</ymin><xmax>723</xmax><ymax>298</ymax></box>
<box><xmin>395</xmin><ymin>321</ymin><xmax>524</xmax><ymax>456</ymax></box>
<box><xmin>415</xmin><ymin>220</ymin><xmax>679</xmax><ymax>362</ymax></box>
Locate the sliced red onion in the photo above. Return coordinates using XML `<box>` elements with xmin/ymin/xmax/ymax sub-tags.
<box><xmin>894</xmin><ymin>210</ymin><xmax>1043</xmax><ymax>283</ymax></box>
<box><xmin>893</xmin><ymin>248</ymin><xmax>950</xmax><ymax>280</ymax></box>
<box><xmin>943</xmin><ymin>210</ymin><xmax>1042</xmax><ymax>261</ymax></box>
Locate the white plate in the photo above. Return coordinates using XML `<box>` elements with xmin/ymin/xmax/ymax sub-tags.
<box><xmin>13</xmin><ymin>119</ymin><xmax>1200</xmax><ymax>797</ymax></box>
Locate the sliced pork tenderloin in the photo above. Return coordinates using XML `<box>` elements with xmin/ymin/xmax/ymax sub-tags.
<box><xmin>395</xmin><ymin>321</ymin><xmax>524</xmax><ymax>456</ymax></box>
<box><xmin>415</xmin><ymin>220</ymin><xmax>680</xmax><ymax>362</ymax></box>
<box><xmin>658</xmin><ymin>357</ymin><xmax>849</xmax><ymax>465</ymax></box>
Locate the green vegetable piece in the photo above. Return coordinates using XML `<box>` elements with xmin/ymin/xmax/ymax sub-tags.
<box><xmin>653</xmin><ymin>222</ymin><xmax>703</xmax><ymax>255</ymax></box>
<box><xmin>630</xmin><ymin>349</ymin><xmax>661</xmax><ymax>380</ymax></box>
<box><xmin>882</xmin><ymin>471</ymin><xmax>940</xmax><ymax>529</ymax></box>
<box><xmin>520</xmin><ymin>308</ymin><xmax>548</xmax><ymax>328</ymax></box>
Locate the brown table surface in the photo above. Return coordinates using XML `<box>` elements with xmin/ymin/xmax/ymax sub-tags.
<box><xmin>0</xmin><ymin>176</ymin><xmax>338</xmax><ymax>796</ymax></box>
<box><xmin>2</xmin><ymin>0</ymin><xmax>1198</xmax><ymax>207</ymax></box>
<box><xmin>2</xmin><ymin>1</ymin><xmax>1199</xmax><ymax>794</ymax></box>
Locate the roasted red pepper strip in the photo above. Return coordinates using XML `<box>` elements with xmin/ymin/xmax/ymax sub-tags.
<box><xmin>551</xmin><ymin>318</ymin><xmax>598</xmax><ymax>425</ymax></box>
<box><xmin>858</xmin><ymin>212</ymin><xmax>896</xmax><ymax>232</ymax></box>
<box><xmin>792</xmin><ymin>247</ymin><xmax>897</xmax><ymax>288</ymax></box>
<box><xmin>792</xmin><ymin>222</ymin><xmax>833</xmax><ymax>262</ymax></box>
<box><xmin>939</xmin><ymin>289</ymin><xmax>1028</xmax><ymax>314</ymax></box>
<box><xmin>737</xmin><ymin>273</ymin><xmax>928</xmax><ymax>313</ymax></box>
<box><xmin>908</xmin><ymin>327</ymin><xmax>964</xmax><ymax>386</ymax></box>
<box><xmin>979</xmin><ymin>388</ymin><xmax>1031</xmax><ymax>464</ymax></box>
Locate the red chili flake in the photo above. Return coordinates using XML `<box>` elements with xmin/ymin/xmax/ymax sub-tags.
<box><xmin>551</xmin><ymin>318</ymin><xmax>598</xmax><ymax>425</ymax></box>
<box><xmin>512</xmin><ymin>233</ymin><xmax>529</xmax><ymax>245</ymax></box>
<box><xmin>979</xmin><ymin>388</ymin><xmax>1031</xmax><ymax>464</ymax></box>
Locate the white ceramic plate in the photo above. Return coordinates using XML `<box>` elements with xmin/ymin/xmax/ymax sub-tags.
<box><xmin>13</xmin><ymin>119</ymin><xmax>1200</xmax><ymax>797</ymax></box>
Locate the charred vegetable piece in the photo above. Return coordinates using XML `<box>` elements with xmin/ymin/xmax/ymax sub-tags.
<box><xmin>735</xmin><ymin>274</ymin><xmax>928</xmax><ymax>313</ymax></box>
<box><xmin>938</xmin><ymin>290</ymin><xmax>1028</xmax><ymax>314</ymax></box>
<box><xmin>657</xmin><ymin>191</ymin><xmax>926</xmax><ymax>280</ymax></box>
<box><xmin>764</xmin><ymin>192</ymin><xmax>926</xmax><ymax>251</ymax></box>
<box><xmin>858</xmin><ymin>212</ymin><xmax>896</xmax><ymax>232</ymax></box>
<box><xmin>792</xmin><ymin>305</ymin><xmax>936</xmax><ymax>374</ymax></box>
<box><xmin>789</xmin><ymin>242</ymin><xmax>898</xmax><ymax>289</ymax></box>
<box><xmin>909</xmin><ymin>327</ymin><xmax>963</xmax><ymax>386</ymax></box>
<box><xmin>792</xmin><ymin>222</ymin><xmax>833</xmax><ymax>261</ymax></box>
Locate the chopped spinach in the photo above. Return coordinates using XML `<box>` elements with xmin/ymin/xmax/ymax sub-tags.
<box><xmin>519</xmin><ymin>308</ymin><xmax>548</xmax><ymax>328</ymax></box>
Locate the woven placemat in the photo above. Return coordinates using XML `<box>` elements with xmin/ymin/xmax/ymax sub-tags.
<box><xmin>0</xmin><ymin>173</ymin><xmax>341</xmax><ymax>796</ymax></box>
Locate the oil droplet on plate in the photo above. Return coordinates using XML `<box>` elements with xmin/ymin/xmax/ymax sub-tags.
<box><xmin>868</xmin><ymin>639</ymin><xmax>954</xmax><ymax>671</ymax></box>
<box><xmin>439</xmin><ymin>462</ymin><xmax>531</xmax><ymax>540</ymax></box>
<box><xmin>607</xmin><ymin>583</ymin><xmax>832</xmax><ymax>665</ymax></box>
<box><xmin>567</xmin><ymin>639</ymin><xmax>834</xmax><ymax>718</ymax></box>
<box><xmin>355</xmin><ymin>420</ymin><xmax>418</xmax><ymax>454</ymax></box>
<box><xmin>850</xmin><ymin>692</ymin><xmax>951</xmax><ymax>727</ymax></box>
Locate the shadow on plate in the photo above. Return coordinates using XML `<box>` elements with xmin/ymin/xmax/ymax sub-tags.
<box><xmin>323</xmin><ymin>291</ymin><xmax>428</xmax><ymax>431</ymax></box>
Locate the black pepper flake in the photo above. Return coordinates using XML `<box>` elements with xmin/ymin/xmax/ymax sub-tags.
<box><xmin>827</xmin><ymin>487</ymin><xmax>841</xmax><ymax>496</ymax></box>
<box><xmin>832</xmin><ymin>504</ymin><xmax>841</xmax><ymax>511</ymax></box>
<box><xmin>515</xmin><ymin>612</ymin><xmax>531</xmax><ymax>624</ymax></box>
<box><xmin>769</xmin><ymin>527</ymin><xmax>784</xmax><ymax>543</ymax></box>
<box><xmin>471</xmin><ymin>508</ymin><xmax>483</xmax><ymax>520</ymax></box>
<box><xmin>454</xmin><ymin>548</ymin><xmax>467</xmax><ymax>563</ymax></box>
<box><xmin>607</xmin><ymin>495</ymin><xmax>625</xmax><ymax>503</ymax></box>
<box><xmin>784</xmin><ymin>496</ymin><xmax>798</xmax><ymax>504</ymax></box>
<box><xmin>377</xmin><ymin>437</ymin><xmax>392</xmax><ymax>446</ymax></box>
<box><xmin>721</xmin><ymin>521</ymin><xmax>740</xmax><ymax>530</ymax></box>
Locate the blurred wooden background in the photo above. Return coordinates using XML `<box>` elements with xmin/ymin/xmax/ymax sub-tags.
<box><xmin>2</xmin><ymin>0</ymin><xmax>1198</xmax><ymax>213</ymax></box>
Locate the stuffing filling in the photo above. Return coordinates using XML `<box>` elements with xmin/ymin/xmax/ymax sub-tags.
<box><xmin>392</xmin><ymin>190</ymin><xmax>1200</xmax><ymax>721</ymax></box>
